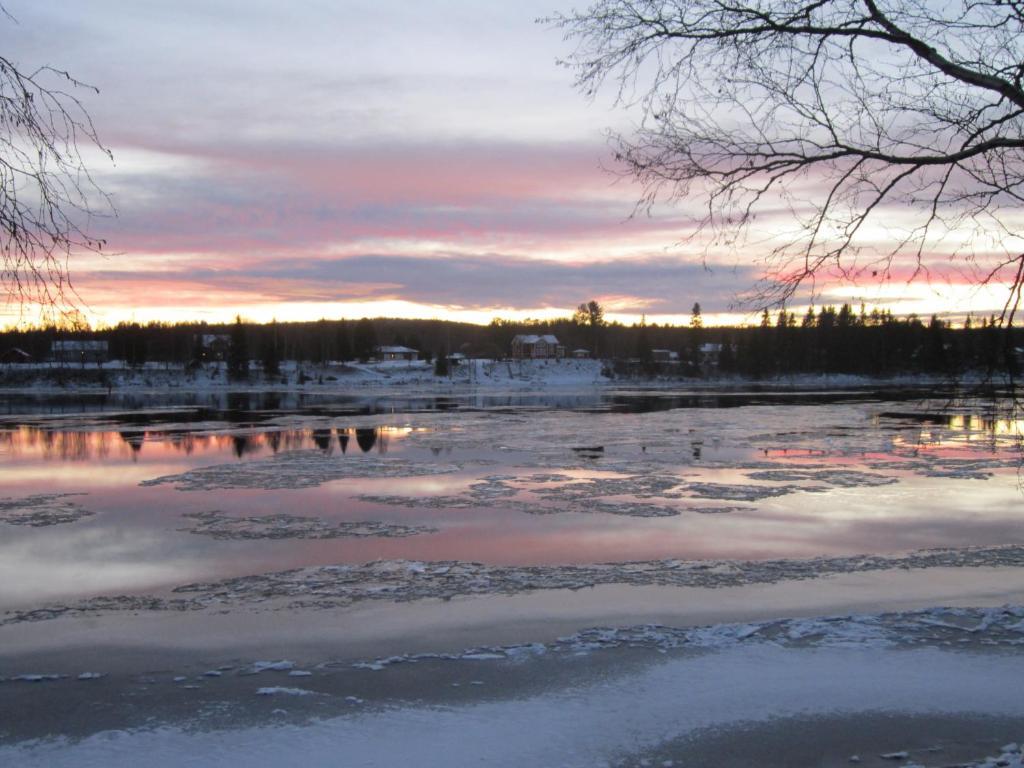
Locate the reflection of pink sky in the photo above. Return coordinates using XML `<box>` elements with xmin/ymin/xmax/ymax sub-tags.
<box><xmin>3</xmin><ymin>420</ymin><xmax>1024</xmax><ymax>608</ymax></box>
<box><xmin>0</xmin><ymin>426</ymin><xmax>412</xmax><ymax>463</ymax></box>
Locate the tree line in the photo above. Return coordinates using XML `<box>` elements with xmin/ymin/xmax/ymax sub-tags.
<box><xmin>1</xmin><ymin>303</ymin><xmax>1021</xmax><ymax>379</ymax></box>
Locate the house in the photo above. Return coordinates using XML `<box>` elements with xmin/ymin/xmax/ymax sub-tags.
<box><xmin>376</xmin><ymin>345</ymin><xmax>419</xmax><ymax>362</ymax></box>
<box><xmin>571</xmin><ymin>348</ymin><xmax>590</xmax><ymax>359</ymax></box>
<box><xmin>651</xmin><ymin>349</ymin><xmax>680</xmax><ymax>364</ymax></box>
<box><xmin>510</xmin><ymin>334</ymin><xmax>565</xmax><ymax>359</ymax></box>
<box><xmin>699</xmin><ymin>343</ymin><xmax>723</xmax><ymax>369</ymax></box>
<box><xmin>51</xmin><ymin>340</ymin><xmax>108</xmax><ymax>365</ymax></box>
<box><xmin>0</xmin><ymin>347</ymin><xmax>31</xmax><ymax>365</ymax></box>
<box><xmin>194</xmin><ymin>333</ymin><xmax>231</xmax><ymax>361</ymax></box>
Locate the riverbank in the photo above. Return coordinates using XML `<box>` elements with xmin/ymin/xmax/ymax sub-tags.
<box><xmin>0</xmin><ymin>357</ymin><xmax>1001</xmax><ymax>396</ymax></box>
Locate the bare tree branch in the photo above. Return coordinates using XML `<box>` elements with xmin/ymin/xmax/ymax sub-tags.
<box><xmin>546</xmin><ymin>0</ymin><xmax>1024</xmax><ymax>316</ymax></box>
<box><xmin>1</xmin><ymin>10</ymin><xmax>113</xmax><ymax>321</ymax></box>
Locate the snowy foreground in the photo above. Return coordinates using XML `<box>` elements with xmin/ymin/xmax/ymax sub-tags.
<box><xmin>3</xmin><ymin>607</ymin><xmax>1024</xmax><ymax>768</ymax></box>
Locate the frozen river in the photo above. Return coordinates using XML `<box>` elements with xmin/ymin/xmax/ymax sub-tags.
<box><xmin>1</xmin><ymin>387</ymin><xmax>1022</xmax><ymax>608</ymax></box>
<box><xmin>2</xmin><ymin>385</ymin><xmax>1023</xmax><ymax>766</ymax></box>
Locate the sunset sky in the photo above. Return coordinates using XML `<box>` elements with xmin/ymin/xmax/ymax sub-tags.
<box><xmin>4</xmin><ymin>1</ymin><xmax>1014</xmax><ymax>328</ymax></box>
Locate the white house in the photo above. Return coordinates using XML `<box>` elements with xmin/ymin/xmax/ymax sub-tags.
<box><xmin>699</xmin><ymin>343</ymin><xmax>724</xmax><ymax>371</ymax></box>
<box><xmin>376</xmin><ymin>345</ymin><xmax>419</xmax><ymax>362</ymax></box>
<box><xmin>51</xmin><ymin>340</ymin><xmax>108</xmax><ymax>364</ymax></box>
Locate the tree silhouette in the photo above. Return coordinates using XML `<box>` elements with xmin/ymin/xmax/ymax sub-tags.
<box><xmin>550</xmin><ymin>2</ymin><xmax>1024</xmax><ymax>322</ymax></box>
<box><xmin>2</xmin><ymin>10</ymin><xmax>113</xmax><ymax>315</ymax></box>
<box><xmin>260</xmin><ymin>321</ymin><xmax>281</xmax><ymax>376</ymax></box>
<box><xmin>353</xmin><ymin>318</ymin><xmax>377</xmax><ymax>362</ymax></box>
<box><xmin>573</xmin><ymin>299</ymin><xmax>606</xmax><ymax>356</ymax></box>
<box><xmin>227</xmin><ymin>316</ymin><xmax>249</xmax><ymax>381</ymax></box>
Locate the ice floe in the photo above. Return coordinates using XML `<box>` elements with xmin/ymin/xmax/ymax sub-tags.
<box><xmin>744</xmin><ymin>469</ymin><xmax>898</xmax><ymax>487</ymax></box>
<box><xmin>684</xmin><ymin>482</ymin><xmax>825</xmax><ymax>501</ymax></box>
<box><xmin>180</xmin><ymin>510</ymin><xmax>436</xmax><ymax>540</ymax></box>
<box><xmin>6</xmin><ymin>546</ymin><xmax>1024</xmax><ymax>625</ymax></box>
<box><xmin>344</xmin><ymin>605</ymin><xmax>1024</xmax><ymax>671</ymax></box>
<box><xmin>0</xmin><ymin>494</ymin><xmax>94</xmax><ymax>527</ymax></box>
<box><xmin>140</xmin><ymin>449</ymin><xmax>460</xmax><ymax>491</ymax></box>
<box><xmin>245</xmin><ymin>661</ymin><xmax>295</xmax><ymax>674</ymax></box>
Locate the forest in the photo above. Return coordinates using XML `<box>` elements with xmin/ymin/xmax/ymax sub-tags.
<box><xmin>1</xmin><ymin>303</ymin><xmax>1021</xmax><ymax>379</ymax></box>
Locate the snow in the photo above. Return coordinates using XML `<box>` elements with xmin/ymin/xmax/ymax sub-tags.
<box><xmin>246</xmin><ymin>661</ymin><xmax>295</xmax><ymax>673</ymax></box>
<box><xmin>3</xmin><ymin>357</ymin><xmax>1004</xmax><ymax>399</ymax></box>
<box><xmin>4</xmin><ymin>645</ymin><xmax>1023</xmax><ymax>767</ymax></box>
<box><xmin>255</xmin><ymin>687</ymin><xmax>315</xmax><ymax>697</ymax></box>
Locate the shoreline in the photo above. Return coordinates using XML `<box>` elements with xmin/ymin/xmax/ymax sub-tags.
<box><xmin>0</xmin><ymin>358</ymin><xmax>1008</xmax><ymax>398</ymax></box>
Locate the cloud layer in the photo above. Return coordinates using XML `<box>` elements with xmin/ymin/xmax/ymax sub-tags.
<box><xmin>2</xmin><ymin>1</ymin><xmax>1016</xmax><ymax>326</ymax></box>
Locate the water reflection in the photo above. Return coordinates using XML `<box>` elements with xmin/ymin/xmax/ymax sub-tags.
<box><xmin>4</xmin><ymin>392</ymin><xmax>1024</xmax><ymax>615</ymax></box>
<box><xmin>0</xmin><ymin>425</ymin><xmax>405</xmax><ymax>462</ymax></box>
<box><xmin>0</xmin><ymin>386</ymin><xmax>971</xmax><ymax>421</ymax></box>
<box><xmin>119</xmin><ymin>431</ymin><xmax>144</xmax><ymax>454</ymax></box>
<box><xmin>879</xmin><ymin>411</ymin><xmax>1024</xmax><ymax>454</ymax></box>
<box><xmin>313</xmin><ymin>429</ymin><xmax>332</xmax><ymax>452</ymax></box>
<box><xmin>356</xmin><ymin>428</ymin><xmax>377</xmax><ymax>453</ymax></box>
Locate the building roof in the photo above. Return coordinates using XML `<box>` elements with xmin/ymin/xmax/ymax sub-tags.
<box><xmin>699</xmin><ymin>343</ymin><xmax>724</xmax><ymax>352</ymax></box>
<box><xmin>51</xmin><ymin>340</ymin><xmax>108</xmax><ymax>351</ymax></box>
<box><xmin>376</xmin><ymin>345</ymin><xmax>418</xmax><ymax>354</ymax></box>
<box><xmin>511</xmin><ymin>334</ymin><xmax>560</xmax><ymax>345</ymax></box>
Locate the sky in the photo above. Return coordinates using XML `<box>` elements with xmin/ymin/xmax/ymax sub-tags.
<box><xmin>2</xmin><ymin>1</ymin><xmax>1015</xmax><ymax>328</ymax></box>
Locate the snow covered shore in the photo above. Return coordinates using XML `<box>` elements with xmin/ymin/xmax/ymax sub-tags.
<box><xmin>0</xmin><ymin>356</ymin><xmax>987</xmax><ymax>395</ymax></box>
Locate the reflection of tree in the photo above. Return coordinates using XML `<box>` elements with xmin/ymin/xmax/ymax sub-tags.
<box><xmin>312</xmin><ymin>428</ymin><xmax>333</xmax><ymax>453</ymax></box>
<box><xmin>355</xmin><ymin>428</ymin><xmax>377</xmax><ymax>453</ymax></box>
<box><xmin>119</xmin><ymin>431</ymin><xmax>144</xmax><ymax>454</ymax></box>
<box><xmin>267</xmin><ymin>431</ymin><xmax>282</xmax><ymax>454</ymax></box>
<box><xmin>166</xmin><ymin>431</ymin><xmax>196</xmax><ymax>455</ymax></box>
<box><xmin>0</xmin><ymin>423</ymin><xmax>413</xmax><ymax>462</ymax></box>
<box><xmin>232</xmin><ymin>434</ymin><xmax>254</xmax><ymax>458</ymax></box>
